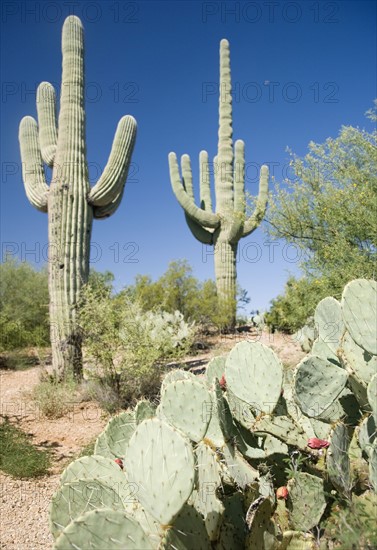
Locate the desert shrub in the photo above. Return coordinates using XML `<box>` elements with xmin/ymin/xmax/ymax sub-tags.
<box><xmin>30</xmin><ymin>372</ymin><xmax>80</xmax><ymax>418</ymax></box>
<box><xmin>78</xmin><ymin>285</ymin><xmax>196</xmax><ymax>407</ymax></box>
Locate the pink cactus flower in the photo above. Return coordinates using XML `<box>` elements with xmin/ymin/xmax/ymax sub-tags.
<box><xmin>219</xmin><ymin>375</ymin><xmax>226</xmax><ymax>391</ymax></box>
<box><xmin>307</xmin><ymin>437</ymin><xmax>330</xmax><ymax>449</ymax></box>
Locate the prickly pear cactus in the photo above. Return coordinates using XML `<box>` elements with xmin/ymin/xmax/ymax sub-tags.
<box><xmin>49</xmin><ymin>278</ymin><xmax>377</xmax><ymax>547</ymax></box>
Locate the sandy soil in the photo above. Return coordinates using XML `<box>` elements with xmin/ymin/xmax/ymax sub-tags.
<box><xmin>0</xmin><ymin>330</ymin><xmax>305</xmax><ymax>549</ymax></box>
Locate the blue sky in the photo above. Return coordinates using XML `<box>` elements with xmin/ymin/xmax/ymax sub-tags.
<box><xmin>1</xmin><ymin>0</ymin><xmax>376</xmax><ymax>312</ymax></box>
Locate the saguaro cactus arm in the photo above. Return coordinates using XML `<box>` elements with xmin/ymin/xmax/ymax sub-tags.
<box><xmin>242</xmin><ymin>165</ymin><xmax>269</xmax><ymax>237</ymax></box>
<box><xmin>169</xmin><ymin>152</ymin><xmax>220</xmax><ymax>228</ymax></box>
<box><xmin>93</xmin><ymin>189</ymin><xmax>124</xmax><ymax>219</ymax></box>
<box><xmin>36</xmin><ymin>82</ymin><xmax>58</xmax><ymax>167</ymax></box>
<box><xmin>88</xmin><ymin>115</ymin><xmax>137</xmax><ymax>208</ymax></box>
<box><xmin>19</xmin><ymin>116</ymin><xmax>49</xmax><ymax>212</ymax></box>
<box><xmin>199</xmin><ymin>150</ymin><xmax>212</xmax><ymax>211</ymax></box>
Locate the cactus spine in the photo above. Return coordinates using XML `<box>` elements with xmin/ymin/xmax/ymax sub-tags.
<box><xmin>169</xmin><ymin>39</ymin><xmax>268</xmax><ymax>327</ymax></box>
<box><xmin>19</xmin><ymin>16</ymin><xmax>137</xmax><ymax>377</ymax></box>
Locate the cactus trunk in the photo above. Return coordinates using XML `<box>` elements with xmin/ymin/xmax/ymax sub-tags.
<box><xmin>19</xmin><ymin>16</ymin><xmax>137</xmax><ymax>378</ymax></box>
<box><xmin>169</xmin><ymin>39</ymin><xmax>268</xmax><ymax>329</ymax></box>
<box><xmin>214</xmin><ymin>236</ymin><xmax>237</xmax><ymax>327</ymax></box>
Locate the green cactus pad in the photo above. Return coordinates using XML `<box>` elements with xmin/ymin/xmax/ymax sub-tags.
<box><xmin>217</xmin><ymin>493</ymin><xmax>246</xmax><ymax>550</ymax></box>
<box><xmin>264</xmin><ymin>434</ymin><xmax>288</xmax><ymax>457</ymax></box>
<box><xmin>135</xmin><ymin>400</ymin><xmax>156</xmax><ymax>424</ymax></box>
<box><xmin>314</xmin><ymin>296</ymin><xmax>344</xmax><ymax>353</ymax></box>
<box><xmin>205</xmin><ymin>355</ymin><xmax>227</xmax><ymax>389</ymax></box>
<box><xmin>327</xmin><ymin>423</ymin><xmax>352</xmax><ymax>496</ymax></box>
<box><xmin>122</xmin><ymin>500</ymin><xmax>163</xmax><ymax>547</ymax></box>
<box><xmin>358</xmin><ymin>415</ymin><xmax>376</xmax><ymax>457</ymax></box>
<box><xmin>215</xmin><ymin>380</ymin><xmax>236</xmax><ymax>442</ymax></box>
<box><xmin>222</xmin><ymin>443</ymin><xmax>259</xmax><ymax>489</ymax></box>
<box><xmin>340</xmin><ymin>331</ymin><xmax>377</xmax><ymax>386</ymax></box>
<box><xmin>49</xmin><ymin>479</ymin><xmax>126</xmax><ymax>539</ymax></box>
<box><xmin>53</xmin><ymin>508</ymin><xmax>153</xmax><ymax>549</ymax></box>
<box><xmin>60</xmin><ymin>455</ymin><xmax>126</xmax><ymax>487</ymax></box>
<box><xmin>310</xmin><ymin>418</ymin><xmax>332</xmax><ymax>441</ymax></box>
<box><xmin>93</xmin><ymin>431</ymin><xmax>116</xmax><ymax>459</ymax></box>
<box><xmin>225</xmin><ymin>342</ymin><xmax>283</xmax><ymax>414</ymax></box>
<box><xmin>160</xmin><ymin>379</ymin><xmax>212</xmax><ymax>442</ymax></box>
<box><xmin>311</xmin><ymin>338</ymin><xmax>341</xmax><ymax>366</ymax></box>
<box><xmin>347</xmin><ymin>372</ymin><xmax>371</xmax><ymax>411</ymax></box>
<box><xmin>280</xmin><ymin>531</ymin><xmax>317</xmax><ymax>550</ymax></box>
<box><xmin>227</xmin><ymin>388</ymin><xmax>255</xmax><ymax>429</ymax></box>
<box><xmin>369</xmin><ymin>446</ymin><xmax>377</xmax><ymax>492</ymax></box>
<box><xmin>341</xmin><ymin>279</ymin><xmax>377</xmax><ymax>355</ymax></box>
<box><xmin>234</xmin><ymin>421</ymin><xmax>265</xmax><ymax>460</ymax></box>
<box><xmin>368</xmin><ymin>374</ymin><xmax>377</xmax><ymax>422</ymax></box>
<box><xmin>244</xmin><ymin>497</ymin><xmax>276</xmax><ymax>550</ymax></box>
<box><xmin>161</xmin><ymin>504</ymin><xmax>211</xmax><ymax>549</ymax></box>
<box><xmin>203</xmin><ymin>390</ymin><xmax>225</xmax><ymax>448</ymax></box>
<box><xmin>253</xmin><ymin>415</ymin><xmax>308</xmax><ymax>451</ymax></box>
<box><xmin>161</xmin><ymin>369</ymin><xmax>197</xmax><ymax>394</ymax></box>
<box><xmin>192</xmin><ymin>442</ymin><xmax>223</xmax><ymax>540</ymax></box>
<box><xmin>294</xmin><ymin>356</ymin><xmax>348</xmax><ymax>417</ymax></box>
<box><xmin>125</xmin><ymin>418</ymin><xmax>195</xmax><ymax>525</ymax></box>
<box><xmin>287</xmin><ymin>472</ymin><xmax>327</xmax><ymax>532</ymax></box>
<box><xmin>103</xmin><ymin>412</ymin><xmax>136</xmax><ymax>458</ymax></box>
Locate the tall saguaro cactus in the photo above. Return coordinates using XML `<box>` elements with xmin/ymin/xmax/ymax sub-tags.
<box><xmin>169</xmin><ymin>39</ymin><xmax>268</xmax><ymax>327</ymax></box>
<box><xmin>19</xmin><ymin>16</ymin><xmax>137</xmax><ymax>377</ymax></box>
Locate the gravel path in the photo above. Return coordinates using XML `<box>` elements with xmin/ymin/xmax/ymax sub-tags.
<box><xmin>0</xmin><ymin>331</ymin><xmax>305</xmax><ymax>549</ymax></box>
<box><xmin>0</xmin><ymin>367</ymin><xmax>107</xmax><ymax>549</ymax></box>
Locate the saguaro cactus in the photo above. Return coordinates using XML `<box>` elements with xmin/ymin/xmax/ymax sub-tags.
<box><xmin>19</xmin><ymin>16</ymin><xmax>137</xmax><ymax>377</ymax></box>
<box><xmin>169</xmin><ymin>39</ymin><xmax>268</xmax><ymax>327</ymax></box>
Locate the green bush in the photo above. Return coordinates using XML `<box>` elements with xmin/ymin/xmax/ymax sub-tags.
<box><xmin>0</xmin><ymin>418</ymin><xmax>51</xmax><ymax>478</ymax></box>
<box><xmin>122</xmin><ymin>259</ymin><xmax>250</xmax><ymax>331</ymax></box>
<box><xmin>0</xmin><ymin>258</ymin><xmax>49</xmax><ymax>350</ymax></box>
<box><xmin>78</xmin><ymin>285</ymin><xmax>196</xmax><ymax>406</ymax></box>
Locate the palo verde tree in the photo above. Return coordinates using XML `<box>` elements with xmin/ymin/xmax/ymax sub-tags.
<box><xmin>19</xmin><ymin>16</ymin><xmax>137</xmax><ymax>378</ymax></box>
<box><xmin>169</xmin><ymin>39</ymin><xmax>269</xmax><ymax>328</ymax></box>
<box><xmin>266</xmin><ymin>103</ymin><xmax>377</xmax><ymax>328</ymax></box>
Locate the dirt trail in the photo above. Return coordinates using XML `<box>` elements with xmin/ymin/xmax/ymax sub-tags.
<box><xmin>0</xmin><ymin>331</ymin><xmax>305</xmax><ymax>549</ymax></box>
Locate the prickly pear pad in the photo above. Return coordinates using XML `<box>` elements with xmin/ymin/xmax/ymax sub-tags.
<box><xmin>287</xmin><ymin>472</ymin><xmax>327</xmax><ymax>532</ymax></box>
<box><xmin>60</xmin><ymin>455</ymin><xmax>126</xmax><ymax>486</ymax></box>
<box><xmin>160</xmin><ymin>379</ymin><xmax>212</xmax><ymax>442</ymax></box>
<box><xmin>225</xmin><ymin>341</ymin><xmax>283</xmax><ymax>415</ymax></box>
<box><xmin>341</xmin><ymin>279</ymin><xmax>377</xmax><ymax>356</ymax></box>
<box><xmin>327</xmin><ymin>423</ymin><xmax>351</xmax><ymax>496</ymax></box>
<box><xmin>125</xmin><ymin>418</ymin><xmax>195</xmax><ymax>525</ymax></box>
<box><xmin>294</xmin><ymin>356</ymin><xmax>348</xmax><ymax>417</ymax></box>
<box><xmin>314</xmin><ymin>296</ymin><xmax>344</xmax><ymax>353</ymax></box>
<box><xmin>54</xmin><ymin>508</ymin><xmax>153</xmax><ymax>549</ymax></box>
<box><xmin>104</xmin><ymin>412</ymin><xmax>136</xmax><ymax>458</ymax></box>
<box><xmin>205</xmin><ymin>355</ymin><xmax>227</xmax><ymax>389</ymax></box>
<box><xmin>49</xmin><ymin>479</ymin><xmax>126</xmax><ymax>539</ymax></box>
<box><xmin>368</xmin><ymin>374</ymin><xmax>377</xmax><ymax>422</ymax></box>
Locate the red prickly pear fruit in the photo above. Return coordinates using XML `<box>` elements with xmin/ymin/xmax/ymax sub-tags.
<box><xmin>114</xmin><ymin>458</ymin><xmax>124</xmax><ymax>469</ymax></box>
<box><xmin>219</xmin><ymin>375</ymin><xmax>226</xmax><ymax>391</ymax></box>
<box><xmin>307</xmin><ymin>437</ymin><xmax>330</xmax><ymax>449</ymax></box>
<box><xmin>276</xmin><ymin>486</ymin><xmax>289</xmax><ymax>500</ymax></box>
